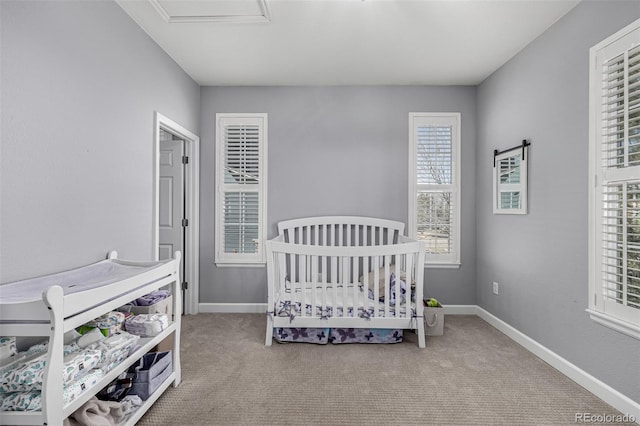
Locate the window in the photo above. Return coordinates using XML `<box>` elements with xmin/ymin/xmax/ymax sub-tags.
<box><xmin>409</xmin><ymin>113</ymin><xmax>461</xmax><ymax>267</ymax></box>
<box><xmin>588</xmin><ymin>18</ymin><xmax>640</xmax><ymax>339</ymax></box>
<box><xmin>215</xmin><ymin>113</ymin><xmax>267</xmax><ymax>266</ymax></box>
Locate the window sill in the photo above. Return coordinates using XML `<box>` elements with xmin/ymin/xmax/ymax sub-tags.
<box><xmin>586</xmin><ymin>309</ymin><xmax>640</xmax><ymax>340</ymax></box>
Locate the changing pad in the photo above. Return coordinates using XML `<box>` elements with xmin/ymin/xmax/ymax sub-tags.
<box><xmin>0</xmin><ymin>260</ymin><xmax>162</xmax><ymax>304</ymax></box>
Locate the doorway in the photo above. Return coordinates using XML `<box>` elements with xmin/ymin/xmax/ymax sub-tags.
<box><xmin>153</xmin><ymin>112</ymin><xmax>200</xmax><ymax>315</ymax></box>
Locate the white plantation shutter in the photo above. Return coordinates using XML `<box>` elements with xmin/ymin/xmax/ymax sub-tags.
<box><xmin>590</xmin><ymin>19</ymin><xmax>640</xmax><ymax>335</ymax></box>
<box><xmin>216</xmin><ymin>114</ymin><xmax>267</xmax><ymax>265</ymax></box>
<box><xmin>409</xmin><ymin>113</ymin><xmax>461</xmax><ymax>266</ymax></box>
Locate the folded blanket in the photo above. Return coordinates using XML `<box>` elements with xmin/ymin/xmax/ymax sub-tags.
<box><xmin>132</xmin><ymin>290</ymin><xmax>170</xmax><ymax>306</ymax></box>
<box><xmin>63</xmin><ymin>396</ymin><xmax>124</xmax><ymax>426</ymax></box>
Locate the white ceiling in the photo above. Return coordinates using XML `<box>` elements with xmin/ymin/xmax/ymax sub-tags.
<box><xmin>115</xmin><ymin>0</ymin><xmax>580</xmax><ymax>86</ymax></box>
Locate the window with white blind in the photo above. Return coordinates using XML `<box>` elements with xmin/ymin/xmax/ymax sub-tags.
<box><xmin>588</xmin><ymin>18</ymin><xmax>640</xmax><ymax>339</ymax></box>
<box><xmin>409</xmin><ymin>113</ymin><xmax>461</xmax><ymax>267</ymax></box>
<box><xmin>215</xmin><ymin>113</ymin><xmax>267</xmax><ymax>266</ymax></box>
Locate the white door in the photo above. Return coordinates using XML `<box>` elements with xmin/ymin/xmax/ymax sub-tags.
<box><xmin>159</xmin><ymin>132</ymin><xmax>184</xmax><ymax>261</ymax></box>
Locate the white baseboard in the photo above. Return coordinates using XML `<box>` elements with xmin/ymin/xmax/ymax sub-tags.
<box><xmin>473</xmin><ymin>306</ymin><xmax>640</xmax><ymax>423</ymax></box>
<box><xmin>196</xmin><ymin>302</ymin><xmax>639</xmax><ymax>421</ymax></box>
<box><xmin>442</xmin><ymin>304</ymin><xmax>479</xmax><ymax>315</ymax></box>
<box><xmin>198</xmin><ymin>303</ymin><xmax>266</xmax><ymax>313</ymax></box>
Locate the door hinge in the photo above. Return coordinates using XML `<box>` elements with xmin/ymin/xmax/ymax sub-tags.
<box><xmin>181</xmin><ymin>281</ymin><xmax>188</xmax><ymax>290</ymax></box>
<box><xmin>182</xmin><ymin>218</ymin><xmax>189</xmax><ymax>227</ymax></box>
<box><xmin>182</xmin><ymin>155</ymin><xmax>189</xmax><ymax>164</ymax></box>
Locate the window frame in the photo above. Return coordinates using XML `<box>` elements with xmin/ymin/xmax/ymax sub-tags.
<box><xmin>588</xmin><ymin>18</ymin><xmax>640</xmax><ymax>340</ymax></box>
<box><xmin>215</xmin><ymin>113</ymin><xmax>268</xmax><ymax>267</ymax></box>
<box><xmin>408</xmin><ymin>112</ymin><xmax>461</xmax><ymax>268</ymax></box>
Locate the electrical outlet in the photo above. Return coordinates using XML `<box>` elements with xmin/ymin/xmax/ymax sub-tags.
<box><xmin>492</xmin><ymin>282</ymin><xmax>499</xmax><ymax>295</ymax></box>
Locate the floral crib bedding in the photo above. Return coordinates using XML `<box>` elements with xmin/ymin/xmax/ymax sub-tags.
<box><xmin>273</xmin><ymin>272</ymin><xmax>416</xmax><ymax>344</ymax></box>
<box><xmin>274</xmin><ymin>327</ymin><xmax>403</xmax><ymax>344</ymax></box>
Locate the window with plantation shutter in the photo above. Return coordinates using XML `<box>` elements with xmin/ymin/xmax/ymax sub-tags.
<box><xmin>215</xmin><ymin>114</ymin><xmax>267</xmax><ymax>266</ymax></box>
<box><xmin>589</xmin><ymin>19</ymin><xmax>640</xmax><ymax>339</ymax></box>
<box><xmin>409</xmin><ymin>113</ymin><xmax>461</xmax><ymax>267</ymax></box>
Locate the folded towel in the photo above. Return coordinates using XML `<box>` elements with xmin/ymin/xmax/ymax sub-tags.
<box><xmin>63</xmin><ymin>396</ymin><xmax>124</xmax><ymax>426</ymax></box>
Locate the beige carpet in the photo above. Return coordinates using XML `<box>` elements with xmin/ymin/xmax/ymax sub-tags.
<box><xmin>137</xmin><ymin>314</ymin><xmax>624</xmax><ymax>425</ymax></box>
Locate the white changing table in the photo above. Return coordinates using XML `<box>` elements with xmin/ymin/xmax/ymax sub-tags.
<box><xmin>0</xmin><ymin>251</ymin><xmax>182</xmax><ymax>425</ymax></box>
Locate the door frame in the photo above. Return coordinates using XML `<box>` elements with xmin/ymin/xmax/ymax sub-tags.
<box><xmin>152</xmin><ymin>111</ymin><xmax>200</xmax><ymax>315</ymax></box>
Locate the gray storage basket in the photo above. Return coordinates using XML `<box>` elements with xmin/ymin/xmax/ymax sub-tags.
<box><xmin>129</xmin><ymin>351</ymin><xmax>172</xmax><ymax>400</ymax></box>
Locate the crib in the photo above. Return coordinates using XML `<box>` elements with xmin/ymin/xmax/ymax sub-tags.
<box><xmin>265</xmin><ymin>216</ymin><xmax>426</xmax><ymax>348</ymax></box>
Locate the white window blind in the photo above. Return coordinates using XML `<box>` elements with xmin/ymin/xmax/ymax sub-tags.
<box><xmin>409</xmin><ymin>113</ymin><xmax>461</xmax><ymax>267</ymax></box>
<box><xmin>589</xmin><ymin>19</ymin><xmax>640</xmax><ymax>338</ymax></box>
<box><xmin>215</xmin><ymin>114</ymin><xmax>267</xmax><ymax>266</ymax></box>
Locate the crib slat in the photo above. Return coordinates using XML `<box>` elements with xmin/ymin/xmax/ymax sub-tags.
<box><xmin>291</xmin><ymin>252</ymin><xmax>298</xmax><ymax>316</ymax></box>
<box><xmin>331</xmin><ymin>256</ymin><xmax>337</xmax><ymax>316</ymax></box>
<box><xmin>321</xmin><ymin>255</ymin><xmax>327</xmax><ymax>316</ymax></box>
<box><xmin>352</xmin><ymin>255</ymin><xmax>358</xmax><ymax>319</ymax></box>
<box><xmin>342</xmin><ymin>256</ymin><xmax>348</xmax><ymax>317</ymax></box>
<box><xmin>299</xmin><ymin>254</ymin><xmax>306</xmax><ymax>317</ymax></box>
<box><xmin>314</xmin><ymin>225</ymin><xmax>319</xmax><ymax>247</ymax></box>
<box><xmin>311</xmin><ymin>255</ymin><xmax>318</xmax><ymax>318</ymax></box>
<box><xmin>329</xmin><ymin>224</ymin><xmax>334</xmax><ymax>247</ymax></box>
<box><xmin>281</xmin><ymin>252</ymin><xmax>291</xmax><ymax>310</ymax></box>
<box><xmin>405</xmin><ymin>253</ymin><xmax>413</xmax><ymax>319</ymax></box>
<box><xmin>373</xmin><ymin>256</ymin><xmax>379</xmax><ymax>318</ymax></box>
<box><xmin>363</xmin><ymin>255</ymin><xmax>370</xmax><ymax>317</ymax></box>
<box><xmin>384</xmin><ymin>255</ymin><xmax>390</xmax><ymax>318</ymax></box>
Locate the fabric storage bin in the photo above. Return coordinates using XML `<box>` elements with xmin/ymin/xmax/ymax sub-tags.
<box><xmin>424</xmin><ymin>306</ymin><xmax>444</xmax><ymax>336</ymax></box>
<box><xmin>130</xmin><ymin>295</ymin><xmax>172</xmax><ymax>317</ymax></box>
<box><xmin>129</xmin><ymin>351</ymin><xmax>172</xmax><ymax>400</ymax></box>
<box><xmin>124</xmin><ymin>314</ymin><xmax>169</xmax><ymax>337</ymax></box>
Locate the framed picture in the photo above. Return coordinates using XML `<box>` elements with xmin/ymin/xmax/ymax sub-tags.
<box><xmin>493</xmin><ymin>145</ymin><xmax>528</xmax><ymax>214</ymax></box>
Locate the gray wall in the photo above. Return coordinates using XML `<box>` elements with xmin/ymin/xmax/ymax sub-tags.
<box><xmin>476</xmin><ymin>0</ymin><xmax>640</xmax><ymax>403</ymax></box>
<box><xmin>0</xmin><ymin>0</ymin><xmax>200</xmax><ymax>282</ymax></box>
<box><xmin>200</xmin><ymin>86</ymin><xmax>477</xmax><ymax>304</ymax></box>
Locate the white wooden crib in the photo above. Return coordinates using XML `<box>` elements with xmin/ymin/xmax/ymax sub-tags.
<box><xmin>265</xmin><ymin>216</ymin><xmax>426</xmax><ymax>348</ymax></box>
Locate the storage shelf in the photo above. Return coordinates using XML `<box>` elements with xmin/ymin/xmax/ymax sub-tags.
<box><xmin>0</xmin><ymin>326</ymin><xmax>177</xmax><ymax>425</ymax></box>
<box><xmin>0</xmin><ymin>252</ymin><xmax>182</xmax><ymax>425</ymax></box>
<box><xmin>63</xmin><ymin>324</ymin><xmax>177</xmax><ymax>416</ymax></box>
